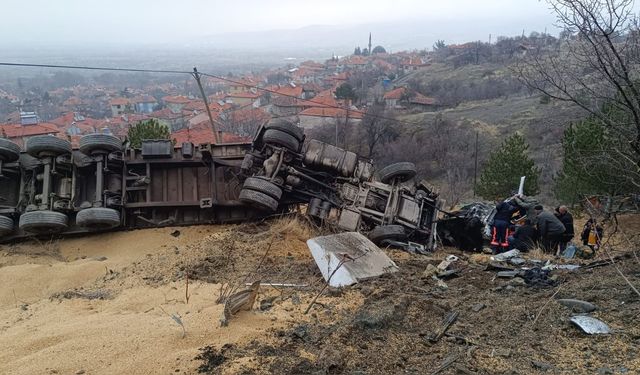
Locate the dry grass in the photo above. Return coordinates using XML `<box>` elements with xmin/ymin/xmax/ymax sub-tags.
<box><xmin>527</xmin><ymin>246</ymin><xmax>557</xmax><ymax>261</ymax></box>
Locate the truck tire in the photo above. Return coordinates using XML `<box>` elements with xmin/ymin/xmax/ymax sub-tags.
<box><xmin>79</xmin><ymin>134</ymin><xmax>122</xmax><ymax>155</ymax></box>
<box><xmin>265</xmin><ymin>120</ymin><xmax>304</xmax><ymax>142</ymax></box>
<box><xmin>242</xmin><ymin>177</ymin><xmax>282</xmax><ymax>200</ymax></box>
<box><xmin>0</xmin><ymin>215</ymin><xmax>14</xmax><ymax>236</ymax></box>
<box><xmin>0</xmin><ymin>138</ymin><xmax>21</xmax><ymax>162</ymax></box>
<box><xmin>26</xmin><ymin>136</ymin><xmax>72</xmax><ymax>158</ymax></box>
<box><xmin>239</xmin><ymin>189</ymin><xmax>278</xmax><ymax>212</ymax></box>
<box><xmin>378</xmin><ymin>162</ymin><xmax>417</xmax><ymax>184</ymax></box>
<box><xmin>368</xmin><ymin>225</ymin><xmax>408</xmax><ymax>245</ymax></box>
<box><xmin>76</xmin><ymin>207</ymin><xmax>121</xmax><ymax>230</ymax></box>
<box><xmin>19</xmin><ymin>210</ymin><xmax>68</xmax><ymax>234</ymax></box>
<box><xmin>262</xmin><ymin>129</ymin><xmax>300</xmax><ymax>152</ymax></box>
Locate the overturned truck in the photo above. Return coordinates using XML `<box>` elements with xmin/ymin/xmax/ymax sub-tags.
<box><xmin>0</xmin><ymin>122</ymin><xmax>440</xmax><ymax>250</ymax></box>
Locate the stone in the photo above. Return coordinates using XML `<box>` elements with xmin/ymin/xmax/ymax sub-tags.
<box><xmin>422</xmin><ymin>264</ymin><xmax>439</xmax><ymax>278</ymax></box>
<box><xmin>531</xmin><ymin>361</ymin><xmax>554</xmax><ymax>371</ymax></box>
<box><xmin>556</xmin><ymin>299</ymin><xmax>597</xmax><ymax>313</ymax></box>
<box><xmin>471</xmin><ymin>303</ymin><xmax>486</xmax><ymax>312</ymax></box>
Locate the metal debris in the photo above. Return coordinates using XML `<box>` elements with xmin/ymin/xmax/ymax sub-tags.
<box><xmin>307</xmin><ymin>232</ymin><xmax>399</xmax><ymax>287</ymax></box>
<box><xmin>570</xmin><ymin>315</ymin><xmax>611</xmax><ymax>334</ymax></box>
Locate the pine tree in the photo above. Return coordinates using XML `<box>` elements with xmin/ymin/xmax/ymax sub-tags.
<box><xmin>554</xmin><ymin>106</ymin><xmax>636</xmax><ymax>204</ymax></box>
<box><xmin>476</xmin><ymin>133</ymin><xmax>540</xmax><ymax>199</ymax></box>
<box><xmin>127</xmin><ymin>119</ymin><xmax>172</xmax><ymax>148</ymax></box>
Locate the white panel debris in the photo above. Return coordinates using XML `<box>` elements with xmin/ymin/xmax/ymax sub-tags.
<box><xmin>307</xmin><ymin>232</ymin><xmax>399</xmax><ymax>287</ymax></box>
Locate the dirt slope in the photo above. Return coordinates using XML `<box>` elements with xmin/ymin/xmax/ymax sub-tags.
<box><xmin>1</xmin><ymin>215</ymin><xmax>639</xmax><ymax>374</ymax></box>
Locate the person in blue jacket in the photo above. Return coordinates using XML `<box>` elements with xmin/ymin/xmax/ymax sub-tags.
<box><xmin>491</xmin><ymin>197</ymin><xmax>517</xmax><ymax>253</ymax></box>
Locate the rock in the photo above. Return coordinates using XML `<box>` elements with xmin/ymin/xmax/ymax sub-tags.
<box><xmin>75</xmin><ymin>370</ymin><xmax>85</xmax><ymax>375</ymax></box>
<box><xmin>556</xmin><ymin>299</ymin><xmax>597</xmax><ymax>313</ymax></box>
<box><xmin>354</xmin><ymin>297</ymin><xmax>409</xmax><ymax>330</ymax></box>
<box><xmin>471</xmin><ymin>303</ymin><xmax>486</xmax><ymax>312</ymax></box>
<box><xmin>597</xmin><ymin>367</ymin><xmax>614</xmax><ymax>375</ymax></box>
<box><xmin>531</xmin><ymin>360</ymin><xmax>554</xmax><ymax>371</ymax></box>
<box><xmin>170</xmin><ymin>230</ymin><xmax>181</xmax><ymax>237</ymax></box>
<box><xmin>494</xmin><ymin>348</ymin><xmax>511</xmax><ymax>358</ymax></box>
<box><xmin>507</xmin><ymin>278</ymin><xmax>527</xmax><ymax>286</ymax></box>
<box><xmin>291</xmin><ymin>325</ymin><xmax>309</xmax><ymax>341</ymax></box>
<box><xmin>422</xmin><ymin>264</ymin><xmax>439</xmax><ymax>278</ymax></box>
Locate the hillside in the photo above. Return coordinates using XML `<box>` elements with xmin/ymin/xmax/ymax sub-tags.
<box><xmin>1</xmin><ymin>216</ymin><xmax>639</xmax><ymax>374</ymax></box>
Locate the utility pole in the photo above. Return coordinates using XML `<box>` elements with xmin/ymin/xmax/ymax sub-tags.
<box><xmin>191</xmin><ymin>67</ymin><xmax>221</xmax><ymax>144</ymax></box>
<box><xmin>473</xmin><ymin>131</ymin><xmax>479</xmax><ymax>197</ymax></box>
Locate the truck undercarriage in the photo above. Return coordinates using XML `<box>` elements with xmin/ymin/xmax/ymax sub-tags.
<box><xmin>0</xmin><ymin>122</ymin><xmax>441</xmax><ymax>251</ymax></box>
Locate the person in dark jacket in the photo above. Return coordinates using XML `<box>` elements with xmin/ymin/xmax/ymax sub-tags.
<box><xmin>491</xmin><ymin>198</ymin><xmax>516</xmax><ymax>253</ymax></box>
<box><xmin>509</xmin><ymin>219</ymin><xmax>538</xmax><ymax>251</ymax></box>
<box><xmin>534</xmin><ymin>205</ymin><xmax>566</xmax><ymax>254</ymax></box>
<box><xmin>555</xmin><ymin>205</ymin><xmax>574</xmax><ymax>252</ymax></box>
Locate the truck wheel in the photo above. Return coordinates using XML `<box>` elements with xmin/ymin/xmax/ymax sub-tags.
<box><xmin>262</xmin><ymin>129</ymin><xmax>300</xmax><ymax>152</ymax></box>
<box><xmin>0</xmin><ymin>215</ymin><xmax>14</xmax><ymax>236</ymax></box>
<box><xmin>19</xmin><ymin>210</ymin><xmax>68</xmax><ymax>234</ymax></box>
<box><xmin>368</xmin><ymin>225</ymin><xmax>408</xmax><ymax>245</ymax></box>
<box><xmin>265</xmin><ymin>120</ymin><xmax>304</xmax><ymax>142</ymax></box>
<box><xmin>242</xmin><ymin>177</ymin><xmax>282</xmax><ymax>200</ymax></box>
<box><xmin>79</xmin><ymin>134</ymin><xmax>122</xmax><ymax>155</ymax></box>
<box><xmin>239</xmin><ymin>189</ymin><xmax>278</xmax><ymax>212</ymax></box>
<box><xmin>76</xmin><ymin>207</ymin><xmax>121</xmax><ymax>230</ymax></box>
<box><xmin>378</xmin><ymin>162</ymin><xmax>417</xmax><ymax>184</ymax></box>
<box><xmin>26</xmin><ymin>136</ymin><xmax>72</xmax><ymax>158</ymax></box>
<box><xmin>0</xmin><ymin>138</ymin><xmax>21</xmax><ymax>162</ymax></box>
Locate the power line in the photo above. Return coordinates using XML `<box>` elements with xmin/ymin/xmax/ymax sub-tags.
<box><xmin>0</xmin><ymin>61</ymin><xmax>426</xmax><ymax>128</ymax></box>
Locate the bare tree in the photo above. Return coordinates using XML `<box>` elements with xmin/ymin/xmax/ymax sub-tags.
<box><xmin>360</xmin><ymin>103</ymin><xmax>399</xmax><ymax>158</ymax></box>
<box><xmin>515</xmin><ymin>0</ymin><xmax>640</xmax><ymax>188</ymax></box>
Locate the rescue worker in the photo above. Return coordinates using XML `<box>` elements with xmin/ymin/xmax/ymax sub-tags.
<box><xmin>555</xmin><ymin>205</ymin><xmax>575</xmax><ymax>253</ymax></box>
<box><xmin>508</xmin><ymin>219</ymin><xmax>538</xmax><ymax>251</ymax></box>
<box><xmin>533</xmin><ymin>205</ymin><xmax>566</xmax><ymax>255</ymax></box>
<box><xmin>491</xmin><ymin>198</ymin><xmax>516</xmax><ymax>254</ymax></box>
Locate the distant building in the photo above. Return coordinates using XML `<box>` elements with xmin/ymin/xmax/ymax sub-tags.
<box><xmin>131</xmin><ymin>95</ymin><xmax>157</xmax><ymax>114</ymax></box>
<box><xmin>110</xmin><ymin>98</ymin><xmax>130</xmax><ymax>117</ymax></box>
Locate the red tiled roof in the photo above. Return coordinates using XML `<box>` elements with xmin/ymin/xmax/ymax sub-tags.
<box><xmin>163</xmin><ymin>95</ymin><xmax>191</xmax><ymax>104</ymax></box>
<box><xmin>383</xmin><ymin>87</ymin><xmax>406</xmax><ymax>100</ymax></box>
<box><xmin>298</xmin><ymin>107</ymin><xmax>363</xmax><ymax>119</ymax></box>
<box><xmin>130</xmin><ymin>95</ymin><xmax>157</xmax><ymax>104</ymax></box>
<box><xmin>0</xmin><ymin>123</ymin><xmax>60</xmax><ymax>138</ymax></box>
<box><xmin>410</xmin><ymin>93</ymin><xmax>438</xmax><ymax>106</ymax></box>
<box><xmin>110</xmin><ymin>98</ymin><xmax>130</xmax><ymax>106</ymax></box>
<box><xmin>228</xmin><ymin>107</ymin><xmax>270</xmax><ymax>124</ymax></box>
<box><xmin>271</xmin><ymin>84</ymin><xmax>303</xmax><ymax>98</ymax></box>
<box><xmin>150</xmin><ymin>108</ymin><xmax>183</xmax><ymax>120</ymax></box>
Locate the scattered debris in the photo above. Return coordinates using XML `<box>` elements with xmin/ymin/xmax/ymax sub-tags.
<box><xmin>429</xmin><ymin>310</ymin><xmax>459</xmax><ymax>342</ymax></box>
<box><xmin>497</xmin><ymin>270</ymin><xmax>520</xmax><ymax>278</ymax></box>
<box><xmin>491</xmin><ymin>249</ymin><xmax>520</xmax><ymax>262</ymax></box>
<box><xmin>430</xmin><ymin>353</ymin><xmax>461</xmax><ymax>375</ymax></box>
<box><xmin>307</xmin><ymin>232</ymin><xmax>398</xmax><ymax>287</ymax></box>
<box><xmin>509</xmin><ymin>257</ymin><xmax>526</xmax><ymax>266</ymax></box>
<box><xmin>170</xmin><ymin>230</ymin><xmax>181</xmax><ymax>237</ymax></box>
<box><xmin>437</xmin><ymin>254</ymin><xmax>459</xmax><ymax>271</ymax></box>
<box><xmin>557</xmin><ymin>299</ymin><xmax>597</xmax><ymax>313</ymax></box>
<box><xmin>220</xmin><ymin>281</ymin><xmax>260</xmax><ymax>327</ymax></box>
<box><xmin>471</xmin><ymin>303</ymin><xmax>486</xmax><ymax>312</ymax></box>
<box><xmin>522</xmin><ymin>267</ymin><xmax>555</xmax><ymax>288</ymax></box>
<box><xmin>570</xmin><ymin>315</ymin><xmax>611</xmax><ymax>334</ymax></box>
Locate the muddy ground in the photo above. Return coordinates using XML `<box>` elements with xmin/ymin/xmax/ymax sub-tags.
<box><xmin>0</xmin><ymin>215</ymin><xmax>639</xmax><ymax>374</ymax></box>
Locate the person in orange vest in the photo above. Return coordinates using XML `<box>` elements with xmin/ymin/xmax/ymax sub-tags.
<box><xmin>581</xmin><ymin>218</ymin><xmax>603</xmax><ymax>250</ymax></box>
<box><xmin>490</xmin><ymin>198</ymin><xmax>516</xmax><ymax>254</ymax></box>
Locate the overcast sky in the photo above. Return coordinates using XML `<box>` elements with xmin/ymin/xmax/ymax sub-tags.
<box><xmin>2</xmin><ymin>0</ymin><xmax>558</xmax><ymax>47</ymax></box>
